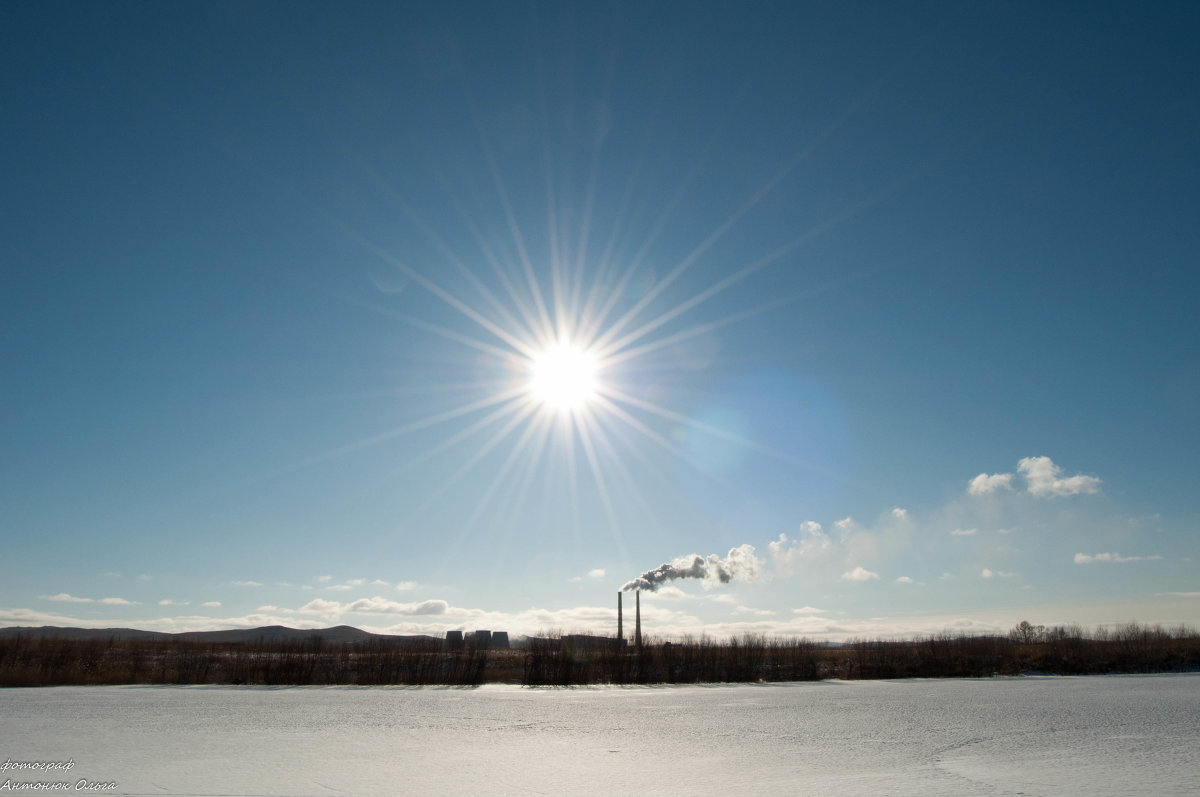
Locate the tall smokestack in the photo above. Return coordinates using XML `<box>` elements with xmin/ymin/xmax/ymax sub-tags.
<box><xmin>617</xmin><ymin>591</ymin><xmax>623</xmax><ymax>641</ymax></box>
<box><xmin>635</xmin><ymin>589</ymin><xmax>642</xmax><ymax>648</ymax></box>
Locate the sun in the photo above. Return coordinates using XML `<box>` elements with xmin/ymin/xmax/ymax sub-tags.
<box><xmin>529</xmin><ymin>341</ymin><xmax>600</xmax><ymax>412</ymax></box>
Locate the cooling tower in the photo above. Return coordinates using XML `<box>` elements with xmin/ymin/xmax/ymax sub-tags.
<box><xmin>445</xmin><ymin>630</ymin><xmax>464</xmax><ymax>651</ymax></box>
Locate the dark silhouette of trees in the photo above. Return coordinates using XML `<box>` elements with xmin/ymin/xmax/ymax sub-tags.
<box><xmin>1</xmin><ymin>622</ymin><xmax>1196</xmax><ymax>687</ymax></box>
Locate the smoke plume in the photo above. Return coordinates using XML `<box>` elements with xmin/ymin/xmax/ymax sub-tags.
<box><xmin>621</xmin><ymin>544</ymin><xmax>761</xmax><ymax>592</ymax></box>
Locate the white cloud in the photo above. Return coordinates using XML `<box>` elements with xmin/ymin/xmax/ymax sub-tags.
<box><xmin>834</xmin><ymin>517</ymin><xmax>855</xmax><ymax>531</ymax></box>
<box><xmin>950</xmin><ymin>528</ymin><xmax>978</xmax><ymax>537</ymax></box>
<box><xmin>42</xmin><ymin>593</ymin><xmax>93</xmax><ymax>603</ymax></box>
<box><xmin>895</xmin><ymin>576</ymin><xmax>915</xmax><ymax>584</ymax></box>
<box><xmin>348</xmin><ymin>598</ymin><xmax>448</xmax><ymax>616</ymax></box>
<box><xmin>256</xmin><ymin>605</ymin><xmax>279</xmax><ymax>612</ymax></box>
<box><xmin>1074</xmin><ymin>552</ymin><xmax>1163</xmax><ymax>564</ymax></box>
<box><xmin>891</xmin><ymin>507</ymin><xmax>908</xmax><ymax>520</ymax></box>
<box><xmin>297</xmin><ymin>598</ymin><xmax>343</xmax><ymax>617</ymax></box>
<box><xmin>158</xmin><ymin>599</ymin><xmax>190</xmax><ymax>606</ymax></box>
<box><xmin>346</xmin><ymin>579</ymin><xmax>366</xmax><ymax>587</ymax></box>
<box><xmin>1018</xmin><ymin>456</ymin><xmax>1101</xmax><ymax>497</ymax></box>
<box><xmin>968</xmin><ymin>472</ymin><xmax>1013</xmax><ymax>495</ymax></box>
<box><xmin>232</xmin><ymin>580</ymin><xmax>263</xmax><ymax>587</ymax></box>
<box><xmin>370</xmin><ymin>579</ymin><xmax>389</xmax><ymax>586</ymax></box>
<box><xmin>99</xmin><ymin>597</ymin><xmax>140</xmax><ymax>605</ymax></box>
<box><xmin>588</xmin><ymin>568</ymin><xmax>606</xmax><ymax>579</ymax></box>
<box><xmin>202</xmin><ymin>601</ymin><xmax>222</xmax><ymax>608</ymax></box>
<box><xmin>980</xmin><ymin>568</ymin><xmax>1017</xmax><ymax>579</ymax></box>
<box><xmin>792</xmin><ymin>606</ymin><xmax>827</xmax><ymax>615</ymax></box>
<box><xmin>395</xmin><ymin>581</ymin><xmax>418</xmax><ymax>591</ymax></box>
<box><xmin>316</xmin><ymin>575</ymin><xmax>333</xmax><ymax>583</ymax></box>
<box><xmin>653</xmin><ymin>586</ymin><xmax>688</xmax><ymax>600</ymax></box>
<box><xmin>325</xmin><ymin>584</ymin><xmax>353</xmax><ymax>591</ymax></box>
<box><xmin>841</xmin><ymin>566</ymin><xmax>879</xmax><ymax>582</ymax></box>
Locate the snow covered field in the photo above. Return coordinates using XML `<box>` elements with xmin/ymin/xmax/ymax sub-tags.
<box><xmin>1</xmin><ymin>674</ymin><xmax>1196</xmax><ymax>796</ymax></box>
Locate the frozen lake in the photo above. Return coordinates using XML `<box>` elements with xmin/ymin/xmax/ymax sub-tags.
<box><xmin>1</xmin><ymin>674</ymin><xmax>1197</xmax><ymax>795</ymax></box>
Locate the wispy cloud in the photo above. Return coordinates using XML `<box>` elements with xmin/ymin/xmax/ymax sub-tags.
<box><xmin>231</xmin><ymin>580</ymin><xmax>263</xmax><ymax>587</ymax></box>
<box><xmin>201</xmin><ymin>601</ymin><xmax>222</xmax><ymax>608</ymax></box>
<box><xmin>1074</xmin><ymin>552</ymin><xmax>1163</xmax><ymax>564</ymax></box>
<box><xmin>981</xmin><ymin>568</ymin><xmax>1017</xmax><ymax>579</ymax></box>
<box><xmin>950</xmin><ymin>528</ymin><xmax>978</xmax><ymax>537</ymax></box>
<box><xmin>570</xmin><ymin>568</ymin><xmax>607</xmax><ymax>583</ymax></box>
<box><xmin>768</xmin><ymin>521</ymin><xmax>831</xmax><ymax>575</ymax></box>
<box><xmin>41</xmin><ymin>593</ymin><xmax>93</xmax><ymax>603</ymax></box>
<box><xmin>158</xmin><ymin>599</ymin><xmax>190</xmax><ymax>606</ymax></box>
<box><xmin>299</xmin><ymin>596</ymin><xmax>450</xmax><ymax>617</ymax></box>
<box><xmin>39</xmin><ymin>593</ymin><xmax>140</xmax><ymax>605</ymax></box>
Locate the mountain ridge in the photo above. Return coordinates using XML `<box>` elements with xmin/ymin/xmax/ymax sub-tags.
<box><xmin>0</xmin><ymin>624</ymin><xmax>440</xmax><ymax>645</ymax></box>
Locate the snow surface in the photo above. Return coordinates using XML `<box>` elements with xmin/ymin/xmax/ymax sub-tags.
<box><xmin>1</xmin><ymin>674</ymin><xmax>1197</xmax><ymax>796</ymax></box>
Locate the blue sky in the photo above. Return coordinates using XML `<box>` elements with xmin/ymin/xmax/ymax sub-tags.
<box><xmin>3</xmin><ymin>1</ymin><xmax>1198</xmax><ymax>638</ymax></box>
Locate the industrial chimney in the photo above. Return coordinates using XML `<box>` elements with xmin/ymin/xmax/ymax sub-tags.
<box><xmin>617</xmin><ymin>591</ymin><xmax>623</xmax><ymax>642</ymax></box>
<box><xmin>635</xmin><ymin>589</ymin><xmax>642</xmax><ymax>649</ymax></box>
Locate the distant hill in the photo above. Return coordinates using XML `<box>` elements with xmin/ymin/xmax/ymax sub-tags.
<box><xmin>0</xmin><ymin>624</ymin><xmax>440</xmax><ymax>646</ymax></box>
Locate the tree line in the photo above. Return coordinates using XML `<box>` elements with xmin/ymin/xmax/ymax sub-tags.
<box><xmin>1</xmin><ymin>621</ymin><xmax>1196</xmax><ymax>687</ymax></box>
